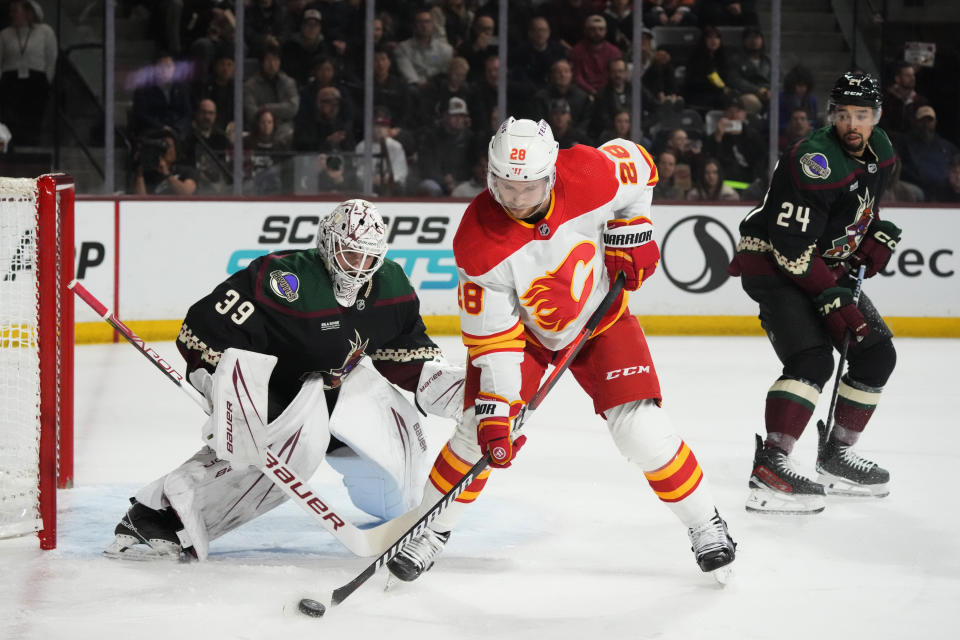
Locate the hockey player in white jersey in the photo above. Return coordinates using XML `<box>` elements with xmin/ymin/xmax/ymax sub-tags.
<box><xmin>386</xmin><ymin>117</ymin><xmax>737</xmax><ymax>583</ymax></box>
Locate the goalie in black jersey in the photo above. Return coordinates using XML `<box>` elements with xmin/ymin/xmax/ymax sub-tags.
<box><xmin>105</xmin><ymin>199</ymin><xmax>465</xmax><ymax>560</ymax></box>
<box><xmin>728</xmin><ymin>72</ymin><xmax>900</xmax><ymax>514</ymax></box>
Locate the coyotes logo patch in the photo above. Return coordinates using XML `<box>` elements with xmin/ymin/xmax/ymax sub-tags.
<box><xmin>823</xmin><ymin>188</ymin><xmax>875</xmax><ymax>260</ymax></box>
<box><xmin>321</xmin><ymin>330</ymin><xmax>369</xmax><ymax>389</ymax></box>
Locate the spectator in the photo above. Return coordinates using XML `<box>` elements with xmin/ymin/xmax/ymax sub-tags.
<box><xmin>531</xmin><ymin>58</ymin><xmax>592</xmax><ymax>132</ymax></box>
<box><xmin>181</xmin><ymin>98</ymin><xmax>231</xmax><ymax>192</ymax></box>
<box><xmin>431</xmin><ymin>0</ymin><xmax>474</xmax><ymax>49</ymax></box>
<box><xmin>451</xmin><ymin>153</ymin><xmax>487</xmax><ymax>198</ymax></box>
<box><xmin>134</xmin><ymin>131</ymin><xmax>199</xmax><ymax>195</ymax></box>
<box><xmin>372</xmin><ymin>13</ymin><xmax>399</xmax><ymax>55</ymax></box>
<box><xmin>187</xmin><ymin>7</ymin><xmax>237</xmax><ymax>85</ymax></box>
<box><xmin>415</xmin><ymin>96</ymin><xmax>474</xmax><ymax>196</ymax></box>
<box><xmin>703</xmin><ymin>96</ymin><xmax>766</xmax><ymax>186</ymax></box>
<box><xmin>644</xmin><ymin>0</ymin><xmax>697</xmax><ymax>28</ymax></box>
<box><xmin>394</xmin><ymin>8</ymin><xmax>454</xmax><ymax>90</ymax></box>
<box><xmin>281</xmin><ymin>8</ymin><xmax>331</xmax><ymax>87</ymax></box>
<box><xmin>468</xmin><ymin>54</ymin><xmax>503</xmax><ymax>135</ymax></box>
<box><xmin>591</xmin><ymin>57</ymin><xmax>631</xmax><ymax>138</ymax></box>
<box><xmin>880</xmin><ymin>156</ymin><xmax>923</xmax><ymax>204</ymax></box>
<box><xmin>243</xmin><ymin>45</ymin><xmax>299</xmax><ymax>145</ymax></box>
<box><xmin>0</xmin><ymin>0</ymin><xmax>57</xmax><ymax>145</ymax></box>
<box><xmin>899</xmin><ymin>105</ymin><xmax>959</xmax><ymax>200</ymax></box>
<box><xmin>937</xmin><ymin>154</ymin><xmax>960</xmax><ymax>203</ymax></box>
<box><xmin>684</xmin><ymin>25</ymin><xmax>732</xmax><ymax>112</ymax></box>
<box><xmin>661</xmin><ymin>126</ymin><xmax>704</xmax><ymax>177</ymax></box>
<box><xmin>181</xmin><ymin>1</ymin><xmax>236</xmax><ymax>58</ymax></box>
<box><xmin>303</xmin><ymin>55</ymin><xmax>357</xmax><ymax>125</ymax></box>
<box><xmin>696</xmin><ymin>0</ymin><xmax>759</xmax><ymax>27</ymax></box>
<box><xmin>779</xmin><ymin>65</ymin><xmax>818</xmax><ymax>129</ymax></box>
<box><xmin>420</xmin><ymin>56</ymin><xmax>472</xmax><ymax>127</ymax></box>
<box><xmin>245</xmin><ymin>0</ymin><xmax>286</xmax><ymax>60</ymax></box>
<box><xmin>456</xmin><ymin>14</ymin><xmax>497</xmax><ymax>84</ymax></box>
<box><xmin>727</xmin><ymin>26</ymin><xmax>771</xmax><ymax>105</ymax></box>
<box><xmin>879</xmin><ymin>61</ymin><xmax>929</xmax><ymax>136</ymax></box>
<box><xmin>294</xmin><ymin>85</ymin><xmax>355</xmax><ymax>152</ymax></box>
<box><xmin>642</xmin><ymin>43</ymin><xmax>682</xmax><ymax>110</ymax></box>
<box><xmin>548</xmin><ymin>98</ymin><xmax>591</xmax><ymax>148</ymax></box>
<box><xmin>779</xmin><ymin>107</ymin><xmax>812</xmax><ymax>151</ymax></box>
<box><xmin>355</xmin><ymin>106</ymin><xmax>409</xmax><ymax>196</ymax></box>
<box><xmin>510</xmin><ymin>16</ymin><xmax>566</xmax><ymax>91</ymax></box>
<box><xmin>541</xmin><ymin>0</ymin><xmax>596</xmax><ymax>50</ymax></box>
<box><xmin>598</xmin><ymin>107</ymin><xmax>632</xmax><ymax>144</ymax></box>
<box><xmin>686</xmin><ymin>157</ymin><xmax>739</xmax><ymax>200</ymax></box>
<box><xmin>568</xmin><ymin>15</ymin><xmax>623</xmax><ymax>97</ymax></box>
<box><xmin>196</xmin><ymin>48</ymin><xmax>236</xmax><ymax>133</ymax></box>
<box><xmin>244</xmin><ymin>107</ymin><xmax>289</xmax><ymax>194</ymax></box>
<box><xmin>602</xmin><ymin>0</ymin><xmax>635</xmax><ymax>55</ymax></box>
<box><xmin>652</xmin><ymin>150</ymin><xmax>685</xmax><ymax>201</ymax></box>
<box><xmin>130</xmin><ymin>53</ymin><xmax>194</xmax><ymax>136</ymax></box>
<box><xmin>372</xmin><ymin>47</ymin><xmax>415</xmax><ymax>130</ymax></box>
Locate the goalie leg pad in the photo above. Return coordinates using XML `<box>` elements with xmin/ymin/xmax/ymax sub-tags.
<box><xmin>328</xmin><ymin>363</ymin><xmax>441</xmax><ymax>519</ymax></box>
<box><xmin>606</xmin><ymin>399</ymin><xmax>714</xmax><ymax>527</ymax></box>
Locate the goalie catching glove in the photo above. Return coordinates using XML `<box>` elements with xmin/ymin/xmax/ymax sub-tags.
<box><xmin>603</xmin><ymin>216</ymin><xmax>660</xmax><ymax>291</ymax></box>
<box><xmin>852</xmin><ymin>219</ymin><xmax>901</xmax><ymax>278</ymax></box>
<box><xmin>814</xmin><ymin>287</ymin><xmax>870</xmax><ymax>344</ymax></box>
<box><xmin>475</xmin><ymin>391</ymin><xmax>526</xmax><ymax>468</ymax></box>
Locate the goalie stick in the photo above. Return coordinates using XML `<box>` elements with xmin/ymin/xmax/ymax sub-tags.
<box><xmin>68</xmin><ymin>280</ymin><xmax>431</xmax><ymax>557</ymax></box>
<box><xmin>816</xmin><ymin>263</ymin><xmax>867</xmax><ymax>440</ymax></box>
<box><xmin>320</xmin><ymin>273</ymin><xmax>627</xmax><ymax>611</ymax></box>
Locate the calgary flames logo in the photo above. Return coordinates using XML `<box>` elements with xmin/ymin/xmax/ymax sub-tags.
<box><xmin>521</xmin><ymin>242</ymin><xmax>595</xmax><ymax>332</ymax></box>
<box><xmin>321</xmin><ymin>330</ymin><xmax>369</xmax><ymax>389</ymax></box>
<box><xmin>824</xmin><ymin>188</ymin><xmax>875</xmax><ymax>259</ymax></box>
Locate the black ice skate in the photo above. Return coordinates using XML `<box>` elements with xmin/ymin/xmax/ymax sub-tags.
<box><xmin>816</xmin><ymin>422</ymin><xmax>890</xmax><ymax>498</ymax></box>
<box><xmin>386</xmin><ymin>527</ymin><xmax>451</xmax><ymax>582</ymax></box>
<box><xmin>103</xmin><ymin>499</ymin><xmax>190</xmax><ymax>560</ymax></box>
<box><xmin>688</xmin><ymin>509</ymin><xmax>736</xmax><ymax>584</ymax></box>
<box><xmin>746</xmin><ymin>434</ymin><xmax>826</xmax><ymax>514</ymax></box>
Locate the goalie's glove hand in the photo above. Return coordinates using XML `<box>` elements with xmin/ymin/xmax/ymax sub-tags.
<box><xmin>814</xmin><ymin>287</ymin><xmax>870</xmax><ymax>344</ymax></box>
<box><xmin>852</xmin><ymin>219</ymin><xmax>901</xmax><ymax>278</ymax></box>
<box><xmin>603</xmin><ymin>216</ymin><xmax>660</xmax><ymax>291</ymax></box>
<box><xmin>415</xmin><ymin>359</ymin><xmax>466</xmax><ymax>420</ymax></box>
<box><xmin>475</xmin><ymin>392</ymin><xmax>526</xmax><ymax>468</ymax></box>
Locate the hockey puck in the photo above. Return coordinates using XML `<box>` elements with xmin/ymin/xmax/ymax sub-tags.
<box><xmin>298</xmin><ymin>598</ymin><xmax>326</xmax><ymax>618</ymax></box>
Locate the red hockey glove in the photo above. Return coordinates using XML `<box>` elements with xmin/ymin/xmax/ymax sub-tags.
<box><xmin>852</xmin><ymin>219</ymin><xmax>901</xmax><ymax>278</ymax></box>
<box><xmin>603</xmin><ymin>216</ymin><xmax>660</xmax><ymax>291</ymax></box>
<box><xmin>475</xmin><ymin>391</ymin><xmax>526</xmax><ymax>468</ymax></box>
<box><xmin>814</xmin><ymin>287</ymin><xmax>870</xmax><ymax>344</ymax></box>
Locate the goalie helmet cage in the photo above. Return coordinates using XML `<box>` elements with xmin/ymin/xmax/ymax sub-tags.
<box><xmin>0</xmin><ymin>173</ymin><xmax>75</xmax><ymax>550</ymax></box>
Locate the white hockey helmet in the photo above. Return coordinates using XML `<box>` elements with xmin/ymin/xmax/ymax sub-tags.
<box><xmin>317</xmin><ymin>199</ymin><xmax>388</xmax><ymax>307</ymax></box>
<box><xmin>487</xmin><ymin>117</ymin><xmax>559</xmax><ymax>212</ymax></box>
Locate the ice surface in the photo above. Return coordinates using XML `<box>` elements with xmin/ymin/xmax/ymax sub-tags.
<box><xmin>2</xmin><ymin>336</ymin><xmax>957</xmax><ymax>640</ymax></box>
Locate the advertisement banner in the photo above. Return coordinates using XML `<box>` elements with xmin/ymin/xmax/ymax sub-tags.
<box><xmin>74</xmin><ymin>200</ymin><xmax>958</xmax><ymax>323</ymax></box>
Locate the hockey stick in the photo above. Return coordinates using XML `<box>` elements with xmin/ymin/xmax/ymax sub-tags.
<box><xmin>68</xmin><ymin>280</ymin><xmax>435</xmax><ymax>557</ymax></box>
<box><xmin>816</xmin><ymin>263</ymin><xmax>867</xmax><ymax>440</ymax></box>
<box><xmin>324</xmin><ymin>273</ymin><xmax>627</xmax><ymax>610</ymax></box>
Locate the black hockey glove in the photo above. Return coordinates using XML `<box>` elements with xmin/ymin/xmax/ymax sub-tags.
<box><xmin>852</xmin><ymin>219</ymin><xmax>901</xmax><ymax>278</ymax></box>
<box><xmin>813</xmin><ymin>287</ymin><xmax>870</xmax><ymax>344</ymax></box>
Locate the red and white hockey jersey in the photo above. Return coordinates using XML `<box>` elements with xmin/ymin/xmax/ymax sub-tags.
<box><xmin>453</xmin><ymin>139</ymin><xmax>659</xmax><ymax>402</ymax></box>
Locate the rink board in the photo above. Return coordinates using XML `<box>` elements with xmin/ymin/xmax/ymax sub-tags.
<box><xmin>67</xmin><ymin>199</ymin><xmax>959</xmax><ymax>339</ymax></box>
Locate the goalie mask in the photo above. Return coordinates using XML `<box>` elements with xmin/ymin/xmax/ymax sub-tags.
<box><xmin>317</xmin><ymin>199</ymin><xmax>388</xmax><ymax>307</ymax></box>
<box><xmin>487</xmin><ymin>117</ymin><xmax>559</xmax><ymax>218</ymax></box>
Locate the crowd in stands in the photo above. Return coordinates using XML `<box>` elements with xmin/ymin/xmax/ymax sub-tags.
<box><xmin>2</xmin><ymin>0</ymin><xmax>960</xmax><ymax>202</ymax></box>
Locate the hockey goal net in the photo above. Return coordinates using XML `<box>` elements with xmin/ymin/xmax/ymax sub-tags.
<box><xmin>0</xmin><ymin>174</ymin><xmax>74</xmax><ymax>549</ymax></box>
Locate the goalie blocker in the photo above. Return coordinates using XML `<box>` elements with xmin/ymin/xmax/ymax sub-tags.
<box><xmin>109</xmin><ymin>348</ymin><xmax>446</xmax><ymax>561</ymax></box>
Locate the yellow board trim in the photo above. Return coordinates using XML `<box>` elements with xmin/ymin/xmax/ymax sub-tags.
<box><xmin>72</xmin><ymin>315</ymin><xmax>960</xmax><ymax>344</ymax></box>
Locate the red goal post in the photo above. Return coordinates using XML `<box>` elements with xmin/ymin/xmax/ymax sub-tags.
<box><xmin>0</xmin><ymin>173</ymin><xmax>74</xmax><ymax>549</ymax></box>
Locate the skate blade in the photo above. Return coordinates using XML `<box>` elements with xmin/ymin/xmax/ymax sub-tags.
<box><xmin>818</xmin><ymin>472</ymin><xmax>890</xmax><ymax>498</ymax></box>
<box><xmin>745</xmin><ymin>486</ymin><xmax>825</xmax><ymax>515</ymax></box>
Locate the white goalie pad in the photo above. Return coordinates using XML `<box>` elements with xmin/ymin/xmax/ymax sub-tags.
<box><xmin>207</xmin><ymin>348</ymin><xmax>276</xmax><ymax>467</ymax></box>
<box><xmin>326</xmin><ymin>363</ymin><xmax>435</xmax><ymax>519</ymax></box>
<box><xmin>136</xmin><ymin>356</ymin><xmax>331</xmax><ymax>560</ymax></box>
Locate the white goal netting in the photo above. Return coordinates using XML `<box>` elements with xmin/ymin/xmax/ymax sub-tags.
<box><xmin>0</xmin><ymin>177</ymin><xmax>44</xmax><ymax>538</ymax></box>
